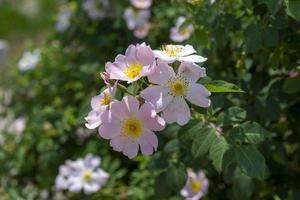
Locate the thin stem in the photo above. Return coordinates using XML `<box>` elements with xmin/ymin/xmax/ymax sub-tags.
<box><xmin>117</xmin><ymin>83</ymin><xmax>136</xmax><ymax>96</ymax></box>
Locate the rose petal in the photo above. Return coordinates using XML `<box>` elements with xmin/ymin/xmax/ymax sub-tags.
<box><xmin>186</xmin><ymin>83</ymin><xmax>211</xmax><ymax>108</ymax></box>
<box><xmin>161</xmin><ymin>97</ymin><xmax>191</xmax><ymax>125</ymax></box>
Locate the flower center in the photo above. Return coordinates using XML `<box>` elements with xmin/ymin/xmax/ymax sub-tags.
<box><xmin>191</xmin><ymin>180</ymin><xmax>202</xmax><ymax>192</ymax></box>
<box><xmin>122</xmin><ymin>117</ymin><xmax>142</xmax><ymax>139</ymax></box>
<box><xmin>169</xmin><ymin>78</ymin><xmax>188</xmax><ymax>96</ymax></box>
<box><xmin>100</xmin><ymin>92</ymin><xmax>111</xmax><ymax>105</ymax></box>
<box><xmin>82</xmin><ymin>170</ymin><xmax>93</xmax><ymax>182</ymax></box>
<box><xmin>162</xmin><ymin>45</ymin><xmax>183</xmax><ymax>57</ymax></box>
<box><xmin>179</xmin><ymin>27</ymin><xmax>190</xmax><ymax>35</ymax></box>
<box><xmin>124</xmin><ymin>63</ymin><xmax>143</xmax><ymax>79</ymax></box>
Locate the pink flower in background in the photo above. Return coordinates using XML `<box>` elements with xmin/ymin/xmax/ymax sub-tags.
<box><xmin>55</xmin><ymin>6</ymin><xmax>72</xmax><ymax>32</ymax></box>
<box><xmin>82</xmin><ymin>0</ymin><xmax>109</xmax><ymax>20</ymax></box>
<box><xmin>133</xmin><ymin>22</ymin><xmax>151</xmax><ymax>39</ymax></box>
<box><xmin>85</xmin><ymin>83</ymin><xmax>117</xmax><ymax>129</ymax></box>
<box><xmin>99</xmin><ymin>96</ymin><xmax>165</xmax><ymax>158</ymax></box>
<box><xmin>130</xmin><ymin>0</ymin><xmax>153</xmax><ymax>9</ymax></box>
<box><xmin>180</xmin><ymin>169</ymin><xmax>209</xmax><ymax>200</ymax></box>
<box><xmin>289</xmin><ymin>68</ymin><xmax>298</xmax><ymax>78</ymax></box>
<box><xmin>55</xmin><ymin>154</ymin><xmax>109</xmax><ymax>194</ymax></box>
<box><xmin>141</xmin><ymin>60</ymin><xmax>210</xmax><ymax>125</ymax></box>
<box><xmin>153</xmin><ymin>45</ymin><xmax>207</xmax><ymax>63</ymax></box>
<box><xmin>208</xmin><ymin>122</ymin><xmax>223</xmax><ymax>137</ymax></box>
<box><xmin>123</xmin><ymin>7</ymin><xmax>151</xmax><ymax>30</ymax></box>
<box><xmin>105</xmin><ymin>43</ymin><xmax>155</xmax><ymax>83</ymax></box>
<box><xmin>170</xmin><ymin>16</ymin><xmax>194</xmax><ymax>42</ymax></box>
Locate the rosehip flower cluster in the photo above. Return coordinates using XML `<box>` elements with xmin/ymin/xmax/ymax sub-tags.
<box><xmin>55</xmin><ymin>154</ymin><xmax>109</xmax><ymax>194</ymax></box>
<box><xmin>85</xmin><ymin>43</ymin><xmax>211</xmax><ymax>158</ymax></box>
<box><xmin>124</xmin><ymin>0</ymin><xmax>153</xmax><ymax>39</ymax></box>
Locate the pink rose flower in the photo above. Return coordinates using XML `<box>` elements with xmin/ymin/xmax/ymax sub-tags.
<box><xmin>133</xmin><ymin>22</ymin><xmax>151</xmax><ymax>39</ymax></box>
<box><xmin>170</xmin><ymin>16</ymin><xmax>194</xmax><ymax>43</ymax></box>
<box><xmin>98</xmin><ymin>96</ymin><xmax>165</xmax><ymax>158</ymax></box>
<box><xmin>85</xmin><ymin>83</ymin><xmax>117</xmax><ymax>129</ymax></box>
<box><xmin>141</xmin><ymin>60</ymin><xmax>211</xmax><ymax>125</ymax></box>
<box><xmin>123</xmin><ymin>7</ymin><xmax>151</xmax><ymax>30</ymax></box>
<box><xmin>180</xmin><ymin>169</ymin><xmax>209</xmax><ymax>200</ymax></box>
<box><xmin>130</xmin><ymin>0</ymin><xmax>153</xmax><ymax>9</ymax></box>
<box><xmin>105</xmin><ymin>43</ymin><xmax>155</xmax><ymax>83</ymax></box>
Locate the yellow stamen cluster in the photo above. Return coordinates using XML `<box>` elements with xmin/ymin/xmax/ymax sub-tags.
<box><xmin>122</xmin><ymin>117</ymin><xmax>142</xmax><ymax>139</ymax></box>
<box><xmin>191</xmin><ymin>180</ymin><xmax>202</xmax><ymax>192</ymax></box>
<box><xmin>169</xmin><ymin>79</ymin><xmax>188</xmax><ymax>96</ymax></box>
<box><xmin>179</xmin><ymin>27</ymin><xmax>190</xmax><ymax>35</ymax></box>
<box><xmin>162</xmin><ymin>45</ymin><xmax>183</xmax><ymax>57</ymax></box>
<box><xmin>100</xmin><ymin>92</ymin><xmax>111</xmax><ymax>105</ymax></box>
<box><xmin>82</xmin><ymin>170</ymin><xmax>93</xmax><ymax>182</ymax></box>
<box><xmin>124</xmin><ymin>63</ymin><xmax>143</xmax><ymax>79</ymax></box>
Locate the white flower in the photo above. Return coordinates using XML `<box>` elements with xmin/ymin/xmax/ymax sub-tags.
<box><xmin>123</xmin><ymin>7</ymin><xmax>150</xmax><ymax>30</ymax></box>
<box><xmin>55</xmin><ymin>154</ymin><xmax>109</xmax><ymax>194</ymax></box>
<box><xmin>130</xmin><ymin>0</ymin><xmax>153</xmax><ymax>9</ymax></box>
<box><xmin>18</xmin><ymin>49</ymin><xmax>41</xmax><ymax>71</ymax></box>
<box><xmin>55</xmin><ymin>7</ymin><xmax>72</xmax><ymax>32</ymax></box>
<box><xmin>82</xmin><ymin>0</ymin><xmax>109</xmax><ymax>20</ymax></box>
<box><xmin>153</xmin><ymin>45</ymin><xmax>207</xmax><ymax>63</ymax></box>
<box><xmin>170</xmin><ymin>17</ymin><xmax>194</xmax><ymax>42</ymax></box>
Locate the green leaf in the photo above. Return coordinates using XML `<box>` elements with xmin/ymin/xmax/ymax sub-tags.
<box><xmin>203</xmin><ymin>80</ymin><xmax>244</xmax><ymax>93</ymax></box>
<box><xmin>178</xmin><ymin>120</ymin><xmax>203</xmax><ymax>148</ymax></box>
<box><xmin>233</xmin><ymin>168</ymin><xmax>254</xmax><ymax>200</ymax></box>
<box><xmin>217</xmin><ymin>106</ymin><xmax>247</xmax><ymax>126</ymax></box>
<box><xmin>283</xmin><ymin>76</ymin><xmax>300</xmax><ymax>94</ymax></box>
<box><xmin>209</xmin><ymin>137</ymin><xmax>231</xmax><ymax>172</ymax></box>
<box><xmin>234</xmin><ymin>146</ymin><xmax>266</xmax><ymax>179</ymax></box>
<box><xmin>241</xmin><ymin>122</ymin><xmax>267</xmax><ymax>144</ymax></box>
<box><xmin>285</xmin><ymin>0</ymin><xmax>300</xmax><ymax>21</ymax></box>
<box><xmin>258</xmin><ymin>0</ymin><xmax>282</xmax><ymax>15</ymax></box>
<box><xmin>154</xmin><ymin>163</ymin><xmax>187</xmax><ymax>197</ymax></box>
<box><xmin>192</xmin><ymin>128</ymin><xmax>217</xmax><ymax>158</ymax></box>
<box><xmin>166</xmin><ymin>163</ymin><xmax>187</xmax><ymax>192</ymax></box>
<box><xmin>263</xmin><ymin>27</ymin><xmax>279</xmax><ymax>47</ymax></box>
<box><xmin>164</xmin><ymin>139</ymin><xmax>180</xmax><ymax>154</ymax></box>
<box><xmin>245</xmin><ymin>24</ymin><xmax>262</xmax><ymax>53</ymax></box>
<box><xmin>229</xmin><ymin>122</ymin><xmax>266</xmax><ymax>145</ymax></box>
